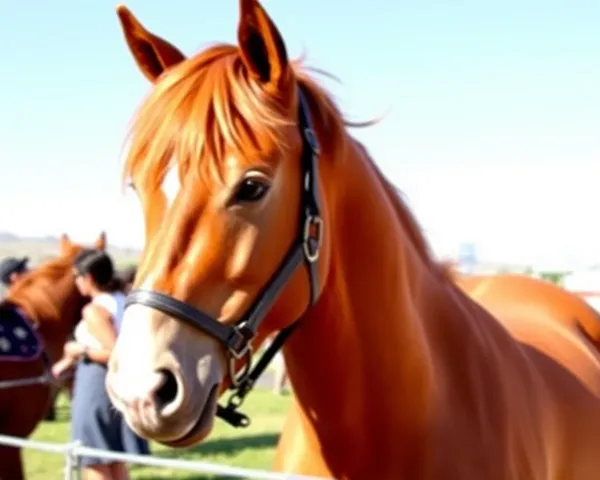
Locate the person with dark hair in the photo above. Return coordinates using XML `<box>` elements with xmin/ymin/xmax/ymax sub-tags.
<box><xmin>0</xmin><ymin>256</ymin><xmax>29</xmax><ymax>287</ymax></box>
<box><xmin>52</xmin><ymin>249</ymin><xmax>149</xmax><ymax>480</ymax></box>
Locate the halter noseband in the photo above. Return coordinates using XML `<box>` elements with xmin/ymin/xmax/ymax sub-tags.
<box><xmin>125</xmin><ymin>88</ymin><xmax>323</xmax><ymax>428</ymax></box>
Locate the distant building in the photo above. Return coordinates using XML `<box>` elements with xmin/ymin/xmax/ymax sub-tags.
<box><xmin>457</xmin><ymin>242</ymin><xmax>477</xmax><ymax>274</ymax></box>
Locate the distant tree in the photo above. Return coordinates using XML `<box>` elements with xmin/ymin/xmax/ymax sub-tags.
<box><xmin>539</xmin><ymin>271</ymin><xmax>566</xmax><ymax>285</ymax></box>
<box><xmin>522</xmin><ymin>265</ymin><xmax>535</xmax><ymax>276</ymax></box>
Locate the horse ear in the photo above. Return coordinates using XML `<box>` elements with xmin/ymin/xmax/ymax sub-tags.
<box><xmin>237</xmin><ymin>0</ymin><xmax>291</xmax><ymax>94</ymax></box>
<box><xmin>95</xmin><ymin>231</ymin><xmax>107</xmax><ymax>250</ymax></box>
<box><xmin>59</xmin><ymin>234</ymin><xmax>71</xmax><ymax>255</ymax></box>
<box><xmin>116</xmin><ymin>5</ymin><xmax>186</xmax><ymax>83</ymax></box>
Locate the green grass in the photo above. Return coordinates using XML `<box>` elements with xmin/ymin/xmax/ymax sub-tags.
<box><xmin>24</xmin><ymin>389</ymin><xmax>291</xmax><ymax>479</ymax></box>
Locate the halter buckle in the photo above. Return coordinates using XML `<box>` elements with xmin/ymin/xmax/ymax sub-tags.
<box><xmin>302</xmin><ymin>214</ymin><xmax>324</xmax><ymax>263</ymax></box>
<box><xmin>303</xmin><ymin>127</ymin><xmax>320</xmax><ymax>155</ymax></box>
<box><xmin>227</xmin><ymin>325</ymin><xmax>251</xmax><ymax>359</ymax></box>
<box><xmin>228</xmin><ymin>345</ymin><xmax>253</xmax><ymax>388</ymax></box>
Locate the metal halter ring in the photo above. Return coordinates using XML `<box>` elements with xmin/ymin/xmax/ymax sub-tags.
<box><xmin>302</xmin><ymin>215</ymin><xmax>324</xmax><ymax>263</ymax></box>
<box><xmin>303</xmin><ymin>128</ymin><xmax>320</xmax><ymax>155</ymax></box>
<box><xmin>228</xmin><ymin>346</ymin><xmax>253</xmax><ymax>388</ymax></box>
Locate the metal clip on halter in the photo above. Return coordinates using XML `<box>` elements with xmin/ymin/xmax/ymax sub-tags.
<box><xmin>216</xmin><ymin>400</ymin><xmax>251</xmax><ymax>428</ymax></box>
<box><xmin>217</xmin><ymin>375</ymin><xmax>255</xmax><ymax>428</ymax></box>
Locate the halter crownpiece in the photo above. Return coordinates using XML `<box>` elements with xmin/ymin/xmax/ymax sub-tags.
<box><xmin>125</xmin><ymin>87</ymin><xmax>323</xmax><ymax>427</ymax></box>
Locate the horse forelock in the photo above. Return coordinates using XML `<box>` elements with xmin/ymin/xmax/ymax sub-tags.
<box><xmin>121</xmin><ymin>43</ymin><xmax>372</xmax><ymax>197</ymax></box>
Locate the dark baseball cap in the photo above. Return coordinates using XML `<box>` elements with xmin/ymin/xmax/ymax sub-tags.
<box><xmin>0</xmin><ymin>256</ymin><xmax>29</xmax><ymax>286</ymax></box>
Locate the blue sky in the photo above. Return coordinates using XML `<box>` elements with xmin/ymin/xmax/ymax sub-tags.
<box><xmin>1</xmin><ymin>0</ymin><xmax>599</xmax><ymax>269</ymax></box>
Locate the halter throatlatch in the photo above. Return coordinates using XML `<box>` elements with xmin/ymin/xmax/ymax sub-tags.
<box><xmin>125</xmin><ymin>88</ymin><xmax>323</xmax><ymax>427</ymax></box>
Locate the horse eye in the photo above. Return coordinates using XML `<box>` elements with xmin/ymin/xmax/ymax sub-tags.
<box><xmin>233</xmin><ymin>178</ymin><xmax>270</xmax><ymax>203</ymax></box>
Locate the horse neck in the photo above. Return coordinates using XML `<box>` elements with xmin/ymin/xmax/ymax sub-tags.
<box><xmin>281</xmin><ymin>139</ymin><xmax>456</xmax><ymax>466</ymax></box>
<box><xmin>8</xmin><ymin>278</ymin><xmax>80</xmax><ymax>362</ymax></box>
<box><xmin>280</xmin><ymin>139</ymin><xmax>528</xmax><ymax>476</ymax></box>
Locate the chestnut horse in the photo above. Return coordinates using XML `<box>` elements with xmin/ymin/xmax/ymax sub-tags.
<box><xmin>0</xmin><ymin>232</ymin><xmax>105</xmax><ymax>480</ymax></box>
<box><xmin>106</xmin><ymin>2</ymin><xmax>600</xmax><ymax>478</ymax></box>
<box><xmin>453</xmin><ymin>272</ymin><xmax>600</xmax><ymax>353</ymax></box>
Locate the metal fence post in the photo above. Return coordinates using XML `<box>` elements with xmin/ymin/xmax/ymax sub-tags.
<box><xmin>63</xmin><ymin>440</ymin><xmax>82</xmax><ymax>480</ymax></box>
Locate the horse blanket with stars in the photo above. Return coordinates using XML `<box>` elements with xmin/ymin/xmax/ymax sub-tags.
<box><xmin>0</xmin><ymin>304</ymin><xmax>43</xmax><ymax>362</ymax></box>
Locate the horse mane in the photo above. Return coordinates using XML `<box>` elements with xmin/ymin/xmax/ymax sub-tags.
<box><xmin>122</xmin><ymin>43</ymin><xmax>371</xmax><ymax>190</ymax></box>
<box><xmin>438</xmin><ymin>259</ymin><xmax>460</xmax><ymax>280</ymax></box>
<box><xmin>353</xmin><ymin>141</ymin><xmax>451</xmax><ymax>280</ymax></box>
<box><xmin>3</xmin><ymin>255</ymin><xmax>75</xmax><ymax>323</ymax></box>
<box><xmin>122</xmin><ymin>42</ymin><xmax>447</xmax><ymax>281</ymax></box>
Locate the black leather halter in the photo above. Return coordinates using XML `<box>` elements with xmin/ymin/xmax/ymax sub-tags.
<box><xmin>125</xmin><ymin>88</ymin><xmax>323</xmax><ymax>428</ymax></box>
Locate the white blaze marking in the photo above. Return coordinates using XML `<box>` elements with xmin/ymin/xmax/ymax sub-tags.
<box><xmin>161</xmin><ymin>165</ymin><xmax>181</xmax><ymax>209</ymax></box>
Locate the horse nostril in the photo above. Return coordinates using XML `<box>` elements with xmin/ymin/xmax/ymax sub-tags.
<box><xmin>155</xmin><ymin>369</ymin><xmax>179</xmax><ymax>408</ymax></box>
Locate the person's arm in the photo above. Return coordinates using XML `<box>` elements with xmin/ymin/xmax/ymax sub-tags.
<box><xmin>78</xmin><ymin>302</ymin><xmax>118</xmax><ymax>365</ymax></box>
<box><xmin>83</xmin><ymin>303</ymin><xmax>117</xmax><ymax>350</ymax></box>
<box><xmin>52</xmin><ymin>303</ymin><xmax>118</xmax><ymax>373</ymax></box>
<box><xmin>56</xmin><ymin>337</ymin><xmax>112</xmax><ymax>373</ymax></box>
<box><xmin>81</xmin><ymin>344</ymin><xmax>112</xmax><ymax>364</ymax></box>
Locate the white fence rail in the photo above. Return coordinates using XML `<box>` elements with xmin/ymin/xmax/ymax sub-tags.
<box><xmin>0</xmin><ymin>434</ymin><xmax>333</xmax><ymax>480</ymax></box>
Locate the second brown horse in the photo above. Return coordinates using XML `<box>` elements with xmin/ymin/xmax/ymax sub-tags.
<box><xmin>0</xmin><ymin>232</ymin><xmax>105</xmax><ymax>480</ymax></box>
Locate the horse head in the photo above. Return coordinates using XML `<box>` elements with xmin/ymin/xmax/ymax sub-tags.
<box><xmin>105</xmin><ymin>0</ymin><xmax>351</xmax><ymax>446</ymax></box>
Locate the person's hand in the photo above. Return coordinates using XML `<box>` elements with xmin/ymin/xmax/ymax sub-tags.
<box><xmin>64</xmin><ymin>341</ymin><xmax>85</xmax><ymax>359</ymax></box>
<box><xmin>52</xmin><ymin>356</ymin><xmax>76</xmax><ymax>379</ymax></box>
